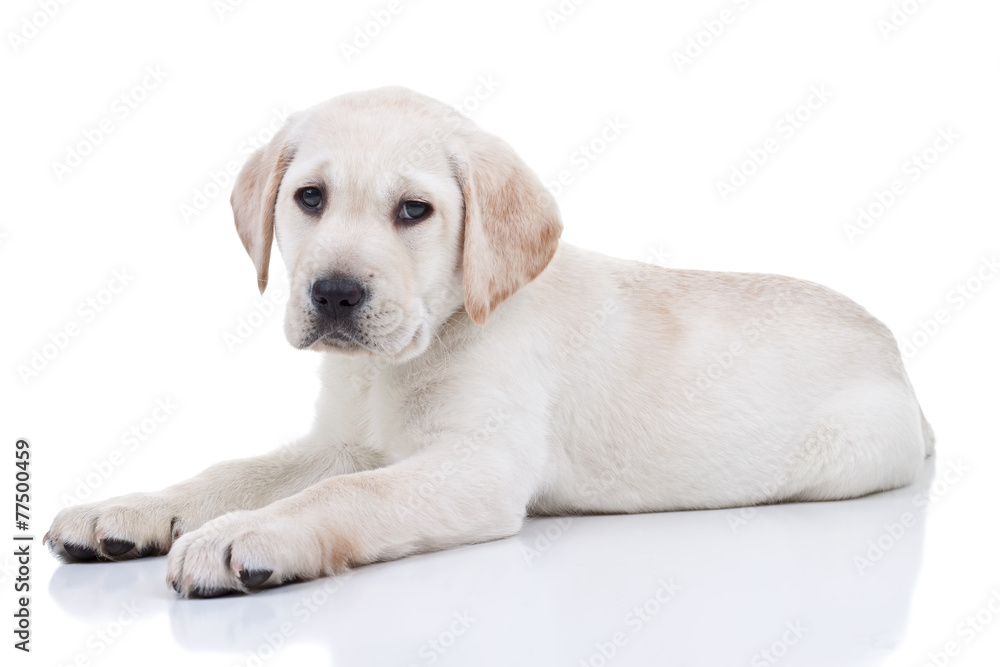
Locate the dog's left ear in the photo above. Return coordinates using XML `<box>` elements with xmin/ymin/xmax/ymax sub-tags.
<box><xmin>453</xmin><ymin>130</ymin><xmax>563</xmax><ymax>325</ymax></box>
<box><xmin>231</xmin><ymin>119</ymin><xmax>298</xmax><ymax>294</ymax></box>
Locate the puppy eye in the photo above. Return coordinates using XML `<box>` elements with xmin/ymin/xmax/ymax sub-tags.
<box><xmin>398</xmin><ymin>200</ymin><xmax>431</xmax><ymax>222</ymax></box>
<box><xmin>296</xmin><ymin>187</ymin><xmax>324</xmax><ymax>211</ymax></box>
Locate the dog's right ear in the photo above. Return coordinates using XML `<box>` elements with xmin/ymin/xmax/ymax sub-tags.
<box><xmin>231</xmin><ymin>120</ymin><xmax>298</xmax><ymax>294</ymax></box>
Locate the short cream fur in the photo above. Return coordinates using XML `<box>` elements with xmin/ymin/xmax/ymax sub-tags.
<box><xmin>45</xmin><ymin>87</ymin><xmax>933</xmax><ymax>597</ymax></box>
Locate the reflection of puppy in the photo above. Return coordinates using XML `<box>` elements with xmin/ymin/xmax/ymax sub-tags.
<box><xmin>44</xmin><ymin>87</ymin><xmax>933</xmax><ymax>597</ymax></box>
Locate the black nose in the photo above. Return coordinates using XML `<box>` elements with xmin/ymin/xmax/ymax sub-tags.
<box><xmin>311</xmin><ymin>276</ymin><xmax>367</xmax><ymax>319</ymax></box>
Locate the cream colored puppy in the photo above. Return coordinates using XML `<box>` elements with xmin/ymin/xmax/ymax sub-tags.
<box><xmin>45</xmin><ymin>87</ymin><xmax>933</xmax><ymax>597</ymax></box>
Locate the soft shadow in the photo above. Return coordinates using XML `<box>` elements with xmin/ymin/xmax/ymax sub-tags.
<box><xmin>49</xmin><ymin>460</ymin><xmax>936</xmax><ymax>666</ymax></box>
<box><xmin>48</xmin><ymin>555</ymin><xmax>173</xmax><ymax>617</ymax></box>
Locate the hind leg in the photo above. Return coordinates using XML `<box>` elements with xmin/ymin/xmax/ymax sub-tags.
<box><xmin>784</xmin><ymin>384</ymin><xmax>926</xmax><ymax>502</ymax></box>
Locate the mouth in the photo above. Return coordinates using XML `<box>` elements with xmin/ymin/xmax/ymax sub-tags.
<box><xmin>298</xmin><ymin>318</ymin><xmax>427</xmax><ymax>361</ymax></box>
<box><xmin>299</xmin><ymin>326</ymin><xmax>364</xmax><ymax>352</ymax></box>
<box><xmin>295</xmin><ymin>314</ymin><xmax>387</xmax><ymax>357</ymax></box>
<box><xmin>319</xmin><ymin>330</ymin><xmax>365</xmax><ymax>350</ymax></box>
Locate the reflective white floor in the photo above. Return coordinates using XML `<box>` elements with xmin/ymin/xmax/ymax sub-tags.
<box><xmin>31</xmin><ymin>453</ymin><xmax>999</xmax><ymax>667</ymax></box>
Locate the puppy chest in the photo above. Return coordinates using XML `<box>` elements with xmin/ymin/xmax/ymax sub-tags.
<box><xmin>364</xmin><ymin>374</ymin><xmax>445</xmax><ymax>462</ymax></box>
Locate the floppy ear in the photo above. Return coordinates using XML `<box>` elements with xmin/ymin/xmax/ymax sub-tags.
<box><xmin>454</xmin><ymin>131</ymin><xmax>563</xmax><ymax>325</ymax></box>
<box><xmin>231</xmin><ymin>123</ymin><xmax>297</xmax><ymax>294</ymax></box>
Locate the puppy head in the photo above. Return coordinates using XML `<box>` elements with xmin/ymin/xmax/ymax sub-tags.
<box><xmin>231</xmin><ymin>86</ymin><xmax>562</xmax><ymax>362</ymax></box>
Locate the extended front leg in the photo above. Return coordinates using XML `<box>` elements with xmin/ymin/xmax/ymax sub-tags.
<box><xmin>166</xmin><ymin>439</ymin><xmax>540</xmax><ymax>597</ymax></box>
<box><xmin>45</xmin><ymin>439</ymin><xmax>375</xmax><ymax>563</ymax></box>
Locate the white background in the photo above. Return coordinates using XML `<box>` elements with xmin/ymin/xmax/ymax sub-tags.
<box><xmin>3</xmin><ymin>0</ymin><xmax>999</xmax><ymax>665</ymax></box>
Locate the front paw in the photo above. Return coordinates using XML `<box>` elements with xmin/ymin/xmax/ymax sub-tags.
<box><xmin>166</xmin><ymin>510</ymin><xmax>329</xmax><ymax>598</ymax></box>
<box><xmin>44</xmin><ymin>492</ymin><xmax>197</xmax><ymax>563</ymax></box>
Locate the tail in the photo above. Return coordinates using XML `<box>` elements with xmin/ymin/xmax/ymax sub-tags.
<box><xmin>920</xmin><ymin>407</ymin><xmax>935</xmax><ymax>457</ymax></box>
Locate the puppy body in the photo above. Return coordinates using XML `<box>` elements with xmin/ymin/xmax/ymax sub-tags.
<box><xmin>45</xmin><ymin>87</ymin><xmax>931</xmax><ymax>595</ymax></box>
<box><xmin>323</xmin><ymin>242</ymin><xmax>930</xmax><ymax>518</ymax></box>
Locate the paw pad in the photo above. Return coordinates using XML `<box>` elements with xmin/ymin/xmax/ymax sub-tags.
<box><xmin>102</xmin><ymin>538</ymin><xmax>135</xmax><ymax>557</ymax></box>
<box><xmin>239</xmin><ymin>568</ymin><xmax>273</xmax><ymax>588</ymax></box>
<box><xmin>62</xmin><ymin>543</ymin><xmax>97</xmax><ymax>562</ymax></box>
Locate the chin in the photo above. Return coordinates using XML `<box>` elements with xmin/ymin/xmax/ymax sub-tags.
<box><xmin>382</xmin><ymin>322</ymin><xmax>431</xmax><ymax>364</ymax></box>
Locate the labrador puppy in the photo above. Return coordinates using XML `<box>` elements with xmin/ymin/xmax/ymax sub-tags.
<box><xmin>45</xmin><ymin>87</ymin><xmax>933</xmax><ymax>597</ymax></box>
